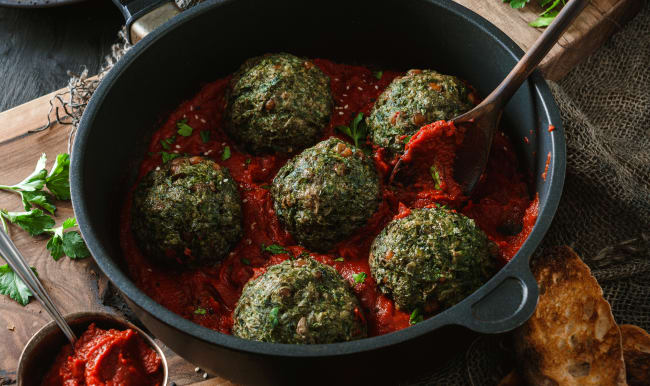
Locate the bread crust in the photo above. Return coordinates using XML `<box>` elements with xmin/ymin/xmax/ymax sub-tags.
<box><xmin>620</xmin><ymin>324</ymin><xmax>650</xmax><ymax>386</ymax></box>
<box><xmin>513</xmin><ymin>246</ymin><xmax>627</xmax><ymax>385</ymax></box>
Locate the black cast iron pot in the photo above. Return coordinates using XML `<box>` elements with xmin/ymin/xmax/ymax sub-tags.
<box><xmin>70</xmin><ymin>0</ymin><xmax>565</xmax><ymax>384</ymax></box>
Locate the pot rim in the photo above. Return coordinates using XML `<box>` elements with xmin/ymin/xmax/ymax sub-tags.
<box><xmin>71</xmin><ymin>0</ymin><xmax>565</xmax><ymax>358</ymax></box>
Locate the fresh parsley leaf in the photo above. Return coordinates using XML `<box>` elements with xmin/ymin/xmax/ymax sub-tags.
<box><xmin>0</xmin><ymin>153</ymin><xmax>47</xmax><ymax>192</ymax></box>
<box><xmin>530</xmin><ymin>11</ymin><xmax>558</xmax><ymax>27</ymax></box>
<box><xmin>508</xmin><ymin>0</ymin><xmax>530</xmax><ymax>8</ymax></box>
<box><xmin>20</xmin><ymin>190</ymin><xmax>56</xmax><ymax>214</ymax></box>
<box><xmin>46</xmin><ymin>153</ymin><xmax>71</xmax><ymax>200</ymax></box>
<box><xmin>176</xmin><ymin>119</ymin><xmax>194</xmax><ymax>137</ymax></box>
<box><xmin>374</xmin><ymin>70</ymin><xmax>383</xmax><ymax>80</ymax></box>
<box><xmin>430</xmin><ymin>165</ymin><xmax>441</xmax><ymax>190</ymax></box>
<box><xmin>161</xmin><ymin>151</ymin><xmax>180</xmax><ymax>163</ymax></box>
<box><xmin>353</xmin><ymin>272</ymin><xmax>367</xmax><ymax>284</ymax></box>
<box><xmin>1</xmin><ymin>209</ymin><xmax>54</xmax><ymax>236</ymax></box>
<box><xmin>0</xmin><ymin>264</ymin><xmax>36</xmax><ymax>306</ymax></box>
<box><xmin>262</xmin><ymin>244</ymin><xmax>289</xmax><ymax>255</ymax></box>
<box><xmin>160</xmin><ymin>136</ymin><xmax>176</xmax><ymax>150</ymax></box>
<box><xmin>336</xmin><ymin>112</ymin><xmax>369</xmax><ymax>149</ymax></box>
<box><xmin>334</xmin><ymin>257</ymin><xmax>344</xmax><ymax>262</ymax></box>
<box><xmin>62</xmin><ymin>231</ymin><xmax>90</xmax><ymax>259</ymax></box>
<box><xmin>200</xmin><ymin>130</ymin><xmax>211</xmax><ymax>143</ymax></box>
<box><xmin>241</xmin><ymin>258</ymin><xmax>251</xmax><ymax>265</ymax></box>
<box><xmin>222</xmin><ymin>146</ymin><xmax>231</xmax><ymax>161</ymax></box>
<box><xmin>45</xmin><ymin>218</ymin><xmax>89</xmax><ymax>260</ymax></box>
<box><xmin>269</xmin><ymin>306</ymin><xmax>280</xmax><ymax>328</ymax></box>
<box><xmin>409</xmin><ymin>308</ymin><xmax>424</xmax><ymax>325</ymax></box>
<box><xmin>194</xmin><ymin>307</ymin><xmax>207</xmax><ymax>315</ymax></box>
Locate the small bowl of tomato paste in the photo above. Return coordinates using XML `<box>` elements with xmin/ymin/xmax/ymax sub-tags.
<box><xmin>16</xmin><ymin>311</ymin><xmax>168</xmax><ymax>386</ymax></box>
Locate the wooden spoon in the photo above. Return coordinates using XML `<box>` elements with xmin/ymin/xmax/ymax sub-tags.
<box><xmin>390</xmin><ymin>0</ymin><xmax>588</xmax><ymax>193</ymax></box>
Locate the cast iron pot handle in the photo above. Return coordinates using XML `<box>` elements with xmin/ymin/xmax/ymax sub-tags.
<box><xmin>111</xmin><ymin>0</ymin><xmax>181</xmax><ymax>44</ymax></box>
<box><xmin>446</xmin><ymin>255</ymin><xmax>539</xmax><ymax>334</ymax></box>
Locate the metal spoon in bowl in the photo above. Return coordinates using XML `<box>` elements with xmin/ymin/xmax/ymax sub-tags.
<box><xmin>0</xmin><ymin>229</ymin><xmax>77</xmax><ymax>343</ymax></box>
<box><xmin>390</xmin><ymin>0</ymin><xmax>588</xmax><ymax>193</ymax></box>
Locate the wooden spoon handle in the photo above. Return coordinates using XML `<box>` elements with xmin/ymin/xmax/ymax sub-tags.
<box><xmin>484</xmin><ymin>0</ymin><xmax>590</xmax><ymax>109</ymax></box>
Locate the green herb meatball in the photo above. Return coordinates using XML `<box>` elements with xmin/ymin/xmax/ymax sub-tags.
<box><xmin>225</xmin><ymin>53</ymin><xmax>332</xmax><ymax>154</ymax></box>
<box><xmin>232</xmin><ymin>258</ymin><xmax>366</xmax><ymax>343</ymax></box>
<box><xmin>132</xmin><ymin>156</ymin><xmax>243</xmax><ymax>266</ymax></box>
<box><xmin>271</xmin><ymin>137</ymin><xmax>381</xmax><ymax>252</ymax></box>
<box><xmin>369</xmin><ymin>207</ymin><xmax>496</xmax><ymax>312</ymax></box>
<box><xmin>368</xmin><ymin>69</ymin><xmax>473</xmax><ymax>155</ymax></box>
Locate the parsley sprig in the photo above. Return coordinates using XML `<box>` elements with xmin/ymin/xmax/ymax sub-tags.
<box><xmin>503</xmin><ymin>0</ymin><xmax>565</xmax><ymax>27</ymax></box>
<box><xmin>0</xmin><ymin>153</ymin><xmax>90</xmax><ymax>305</ymax></box>
<box><xmin>0</xmin><ymin>264</ymin><xmax>37</xmax><ymax>306</ymax></box>
<box><xmin>336</xmin><ymin>112</ymin><xmax>369</xmax><ymax>151</ymax></box>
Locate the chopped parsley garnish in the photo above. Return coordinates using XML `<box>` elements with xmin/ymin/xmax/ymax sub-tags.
<box><xmin>0</xmin><ymin>264</ymin><xmax>37</xmax><ymax>306</ymax></box>
<box><xmin>161</xmin><ymin>151</ymin><xmax>180</xmax><ymax>163</ymax></box>
<box><xmin>336</xmin><ymin>112</ymin><xmax>369</xmax><ymax>150</ymax></box>
<box><xmin>430</xmin><ymin>165</ymin><xmax>441</xmax><ymax>190</ymax></box>
<box><xmin>409</xmin><ymin>308</ymin><xmax>424</xmax><ymax>325</ymax></box>
<box><xmin>262</xmin><ymin>243</ymin><xmax>289</xmax><ymax>255</ymax></box>
<box><xmin>504</xmin><ymin>0</ymin><xmax>565</xmax><ymax>28</ymax></box>
<box><xmin>241</xmin><ymin>258</ymin><xmax>250</xmax><ymax>265</ymax></box>
<box><xmin>260</xmin><ymin>184</ymin><xmax>272</xmax><ymax>190</ymax></box>
<box><xmin>160</xmin><ymin>135</ymin><xmax>176</xmax><ymax>150</ymax></box>
<box><xmin>222</xmin><ymin>146</ymin><xmax>231</xmax><ymax>161</ymax></box>
<box><xmin>403</xmin><ymin>135</ymin><xmax>413</xmax><ymax>145</ymax></box>
<box><xmin>334</xmin><ymin>257</ymin><xmax>344</xmax><ymax>262</ymax></box>
<box><xmin>374</xmin><ymin>70</ymin><xmax>383</xmax><ymax>80</ymax></box>
<box><xmin>353</xmin><ymin>272</ymin><xmax>367</xmax><ymax>284</ymax></box>
<box><xmin>194</xmin><ymin>307</ymin><xmax>207</xmax><ymax>315</ymax></box>
<box><xmin>245</xmin><ymin>158</ymin><xmax>252</xmax><ymax>165</ymax></box>
<box><xmin>200</xmin><ymin>130</ymin><xmax>211</xmax><ymax>143</ymax></box>
<box><xmin>176</xmin><ymin>118</ymin><xmax>194</xmax><ymax>137</ymax></box>
<box><xmin>269</xmin><ymin>306</ymin><xmax>280</xmax><ymax>328</ymax></box>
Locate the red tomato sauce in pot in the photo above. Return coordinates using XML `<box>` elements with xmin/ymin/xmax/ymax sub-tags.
<box><xmin>42</xmin><ymin>323</ymin><xmax>163</xmax><ymax>386</ymax></box>
<box><xmin>119</xmin><ymin>58</ymin><xmax>538</xmax><ymax>337</ymax></box>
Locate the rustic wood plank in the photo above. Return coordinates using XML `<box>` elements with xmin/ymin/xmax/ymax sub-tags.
<box><xmin>454</xmin><ymin>0</ymin><xmax>643</xmax><ymax>80</ymax></box>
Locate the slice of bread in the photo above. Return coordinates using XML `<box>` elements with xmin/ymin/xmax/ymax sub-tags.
<box><xmin>620</xmin><ymin>324</ymin><xmax>650</xmax><ymax>386</ymax></box>
<box><xmin>513</xmin><ymin>246</ymin><xmax>627</xmax><ymax>385</ymax></box>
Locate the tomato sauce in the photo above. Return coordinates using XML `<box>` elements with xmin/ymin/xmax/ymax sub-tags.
<box><xmin>119</xmin><ymin>59</ymin><xmax>538</xmax><ymax>337</ymax></box>
<box><xmin>42</xmin><ymin>323</ymin><xmax>163</xmax><ymax>386</ymax></box>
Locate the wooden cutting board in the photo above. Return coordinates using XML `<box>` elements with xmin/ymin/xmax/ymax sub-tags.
<box><xmin>0</xmin><ymin>0</ymin><xmax>643</xmax><ymax>384</ymax></box>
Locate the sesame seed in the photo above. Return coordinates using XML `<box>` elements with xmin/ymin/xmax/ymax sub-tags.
<box><xmin>262</xmin><ymin>168</ymin><xmax>267</xmax><ymax>172</ymax></box>
<box><xmin>334</xmin><ymin>78</ymin><xmax>340</xmax><ymax>81</ymax></box>
<box><xmin>344</xmin><ymin>104</ymin><xmax>348</xmax><ymax>109</ymax></box>
<box><xmin>203</xmin><ymin>373</ymin><xmax>208</xmax><ymax>379</ymax></box>
<box><xmin>243</xmin><ymin>198</ymin><xmax>248</xmax><ymax>203</ymax></box>
<box><xmin>183</xmin><ymin>114</ymin><xmax>187</xmax><ymax>118</ymax></box>
<box><xmin>195</xmin><ymin>367</ymin><xmax>201</xmax><ymax>373</ymax></box>
<box><xmin>357</xmin><ymin>87</ymin><xmax>363</xmax><ymax>91</ymax></box>
<box><xmin>194</xmin><ymin>115</ymin><xmax>199</xmax><ymax>120</ymax></box>
<box><xmin>503</xmin><ymin>146</ymin><xmax>508</xmax><ymax>151</ymax></box>
<box><xmin>147</xmin><ymin>268</ymin><xmax>152</xmax><ymax>272</ymax></box>
<box><xmin>339</xmin><ymin>112</ymin><xmax>344</xmax><ymax>115</ymax></box>
<box><xmin>224</xmin><ymin>179</ymin><xmax>229</xmax><ymax>182</ymax></box>
<box><xmin>200</xmin><ymin>118</ymin><xmax>207</xmax><ymax>123</ymax></box>
<box><xmin>173</xmin><ymin>150</ymin><xmax>179</xmax><ymax>154</ymax></box>
<box><xmin>230</xmin><ymin>252</ymin><xmax>235</xmax><ymax>256</ymax></box>
<box><xmin>190</xmin><ymin>105</ymin><xmax>195</xmax><ymax>111</ymax></box>
<box><xmin>155</xmin><ymin>166</ymin><xmax>160</xmax><ymax>171</ymax></box>
<box><xmin>251</xmin><ymin>222</ymin><xmax>257</xmax><ymax>230</ymax></box>
<box><xmin>222</xmin><ymin>142</ymin><xmax>226</xmax><ymax>146</ymax></box>
<box><xmin>346</xmin><ymin>85</ymin><xmax>350</xmax><ymax>90</ymax></box>
<box><xmin>246</xmin><ymin>239</ymin><xmax>252</xmax><ymax>245</ymax></box>
<box><xmin>375</xmin><ymin>85</ymin><xmax>379</xmax><ymax>90</ymax></box>
<box><xmin>175</xmin><ymin>145</ymin><xmax>181</xmax><ymax>149</ymax></box>
<box><xmin>342</xmin><ymin>94</ymin><xmax>347</xmax><ymax>97</ymax></box>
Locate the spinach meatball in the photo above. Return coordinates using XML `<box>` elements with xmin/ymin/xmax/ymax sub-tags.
<box><xmin>272</xmin><ymin>138</ymin><xmax>381</xmax><ymax>252</ymax></box>
<box><xmin>132</xmin><ymin>156</ymin><xmax>243</xmax><ymax>266</ymax></box>
<box><xmin>225</xmin><ymin>53</ymin><xmax>332</xmax><ymax>154</ymax></box>
<box><xmin>369</xmin><ymin>207</ymin><xmax>496</xmax><ymax>312</ymax></box>
<box><xmin>233</xmin><ymin>258</ymin><xmax>366</xmax><ymax>344</ymax></box>
<box><xmin>368</xmin><ymin>69</ymin><xmax>473</xmax><ymax>155</ymax></box>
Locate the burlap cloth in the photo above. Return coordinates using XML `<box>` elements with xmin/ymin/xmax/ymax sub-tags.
<box><xmin>51</xmin><ymin>1</ymin><xmax>649</xmax><ymax>384</ymax></box>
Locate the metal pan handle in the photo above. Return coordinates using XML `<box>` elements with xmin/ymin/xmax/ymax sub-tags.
<box><xmin>446</xmin><ymin>255</ymin><xmax>539</xmax><ymax>334</ymax></box>
<box><xmin>111</xmin><ymin>0</ymin><xmax>181</xmax><ymax>44</ymax></box>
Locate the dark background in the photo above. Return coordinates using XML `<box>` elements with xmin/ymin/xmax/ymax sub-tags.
<box><xmin>0</xmin><ymin>1</ymin><xmax>123</xmax><ymax>112</ymax></box>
